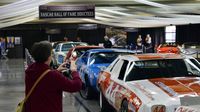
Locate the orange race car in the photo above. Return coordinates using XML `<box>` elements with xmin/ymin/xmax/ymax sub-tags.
<box><xmin>157</xmin><ymin>43</ymin><xmax>180</xmax><ymax>54</ymax></box>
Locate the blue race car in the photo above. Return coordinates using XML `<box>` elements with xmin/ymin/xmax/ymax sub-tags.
<box><xmin>76</xmin><ymin>48</ymin><xmax>135</xmax><ymax>99</ymax></box>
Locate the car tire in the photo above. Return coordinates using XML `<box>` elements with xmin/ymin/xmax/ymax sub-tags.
<box><xmin>120</xmin><ymin>100</ymin><xmax>128</xmax><ymax>112</ymax></box>
<box><xmin>79</xmin><ymin>75</ymin><xmax>93</xmax><ymax>100</ymax></box>
<box><xmin>100</xmin><ymin>91</ymin><xmax>115</xmax><ymax>112</ymax></box>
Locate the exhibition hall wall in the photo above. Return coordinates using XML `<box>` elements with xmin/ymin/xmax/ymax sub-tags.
<box><xmin>0</xmin><ymin>23</ymin><xmax>200</xmax><ymax>58</ymax></box>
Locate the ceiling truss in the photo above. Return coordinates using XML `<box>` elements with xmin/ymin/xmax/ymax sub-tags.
<box><xmin>0</xmin><ymin>0</ymin><xmax>200</xmax><ymax>28</ymax></box>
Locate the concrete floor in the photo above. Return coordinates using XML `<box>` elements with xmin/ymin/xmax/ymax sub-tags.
<box><xmin>0</xmin><ymin>59</ymin><xmax>100</xmax><ymax>112</ymax></box>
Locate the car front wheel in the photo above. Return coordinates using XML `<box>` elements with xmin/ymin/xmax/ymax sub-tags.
<box><xmin>120</xmin><ymin>100</ymin><xmax>128</xmax><ymax>112</ymax></box>
<box><xmin>79</xmin><ymin>76</ymin><xmax>93</xmax><ymax>99</ymax></box>
<box><xmin>100</xmin><ymin>91</ymin><xmax>115</xmax><ymax>112</ymax></box>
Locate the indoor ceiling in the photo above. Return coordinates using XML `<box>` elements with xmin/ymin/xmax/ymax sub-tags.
<box><xmin>0</xmin><ymin>0</ymin><xmax>200</xmax><ymax>28</ymax></box>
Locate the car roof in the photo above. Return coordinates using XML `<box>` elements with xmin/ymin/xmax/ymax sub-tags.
<box><xmin>86</xmin><ymin>48</ymin><xmax>135</xmax><ymax>53</ymax></box>
<box><xmin>159</xmin><ymin>43</ymin><xmax>178</xmax><ymax>47</ymax></box>
<box><xmin>58</xmin><ymin>41</ymin><xmax>88</xmax><ymax>45</ymax></box>
<box><xmin>51</xmin><ymin>41</ymin><xmax>64</xmax><ymax>48</ymax></box>
<box><xmin>73</xmin><ymin>45</ymin><xmax>102</xmax><ymax>49</ymax></box>
<box><xmin>63</xmin><ymin>41</ymin><xmax>87</xmax><ymax>44</ymax></box>
<box><xmin>124</xmin><ymin>53</ymin><xmax>190</xmax><ymax>60</ymax></box>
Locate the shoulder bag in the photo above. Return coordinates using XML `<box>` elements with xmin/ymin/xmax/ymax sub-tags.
<box><xmin>16</xmin><ymin>69</ymin><xmax>50</xmax><ymax>112</ymax></box>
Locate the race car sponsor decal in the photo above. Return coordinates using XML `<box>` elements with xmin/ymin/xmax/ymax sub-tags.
<box><xmin>149</xmin><ymin>78</ymin><xmax>200</xmax><ymax>97</ymax></box>
<box><xmin>176</xmin><ymin>78</ymin><xmax>200</xmax><ymax>96</ymax></box>
<box><xmin>176</xmin><ymin>106</ymin><xmax>199</xmax><ymax>112</ymax></box>
<box><xmin>127</xmin><ymin>80</ymin><xmax>174</xmax><ymax>103</ymax></box>
<box><xmin>155</xmin><ymin>81</ymin><xmax>178</xmax><ymax>97</ymax></box>
<box><xmin>99</xmin><ymin>71</ymin><xmax>111</xmax><ymax>92</ymax></box>
<box><xmin>129</xmin><ymin>95</ymin><xmax>142</xmax><ymax>111</ymax></box>
<box><xmin>132</xmin><ymin>82</ymin><xmax>154</xmax><ymax>100</ymax></box>
<box><xmin>105</xmin><ymin>80</ymin><xmax>142</xmax><ymax>111</ymax></box>
<box><xmin>105</xmin><ymin>81</ymin><xmax>120</xmax><ymax>104</ymax></box>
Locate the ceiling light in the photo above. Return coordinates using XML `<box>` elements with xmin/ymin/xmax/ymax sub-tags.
<box><xmin>100</xmin><ymin>9</ymin><xmax>132</xmax><ymax>16</ymax></box>
<box><xmin>95</xmin><ymin>16</ymin><xmax>112</xmax><ymax>21</ymax></box>
<box><xmin>78</xmin><ymin>24</ymin><xmax>97</xmax><ymax>30</ymax></box>
<box><xmin>95</xmin><ymin>12</ymin><xmax>118</xmax><ymax>18</ymax></box>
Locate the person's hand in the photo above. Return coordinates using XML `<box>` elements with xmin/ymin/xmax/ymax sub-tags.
<box><xmin>57</xmin><ymin>62</ymin><xmax>68</xmax><ymax>72</ymax></box>
<box><xmin>70</xmin><ymin>60</ymin><xmax>77</xmax><ymax>71</ymax></box>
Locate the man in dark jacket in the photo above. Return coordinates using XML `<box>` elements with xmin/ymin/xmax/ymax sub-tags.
<box><xmin>103</xmin><ymin>35</ymin><xmax>112</xmax><ymax>48</ymax></box>
<box><xmin>0</xmin><ymin>38</ymin><xmax>2</xmax><ymax>58</ymax></box>
<box><xmin>25</xmin><ymin>41</ymin><xmax>82</xmax><ymax>112</ymax></box>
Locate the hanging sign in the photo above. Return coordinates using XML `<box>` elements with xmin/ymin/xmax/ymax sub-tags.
<box><xmin>39</xmin><ymin>4</ymin><xmax>95</xmax><ymax>18</ymax></box>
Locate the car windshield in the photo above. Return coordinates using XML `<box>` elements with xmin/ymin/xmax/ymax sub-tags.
<box><xmin>62</xmin><ymin>44</ymin><xmax>73</xmax><ymax>51</ymax></box>
<box><xmin>89</xmin><ymin>52</ymin><xmax>131</xmax><ymax>64</ymax></box>
<box><xmin>126</xmin><ymin>59</ymin><xmax>200</xmax><ymax>81</ymax></box>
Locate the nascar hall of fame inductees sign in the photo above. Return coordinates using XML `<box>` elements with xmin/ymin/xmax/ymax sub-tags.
<box><xmin>39</xmin><ymin>5</ymin><xmax>95</xmax><ymax>18</ymax></box>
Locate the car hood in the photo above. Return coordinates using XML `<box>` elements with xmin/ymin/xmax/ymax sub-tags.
<box><xmin>126</xmin><ymin>77</ymin><xmax>200</xmax><ymax>105</ymax></box>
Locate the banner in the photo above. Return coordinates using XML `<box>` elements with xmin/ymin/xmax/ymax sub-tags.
<box><xmin>7</xmin><ymin>37</ymin><xmax>14</xmax><ymax>48</ymax></box>
<box><xmin>39</xmin><ymin>4</ymin><xmax>95</xmax><ymax>18</ymax></box>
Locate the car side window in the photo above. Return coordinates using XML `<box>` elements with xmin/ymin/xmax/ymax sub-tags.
<box><xmin>55</xmin><ymin>45</ymin><xmax>60</xmax><ymax>52</ymax></box>
<box><xmin>110</xmin><ymin>59</ymin><xmax>124</xmax><ymax>79</ymax></box>
<box><xmin>110</xmin><ymin>59</ymin><xmax>120</xmax><ymax>72</ymax></box>
<box><xmin>118</xmin><ymin>60</ymin><xmax>129</xmax><ymax>80</ymax></box>
<box><xmin>82</xmin><ymin>52</ymin><xmax>89</xmax><ymax>64</ymax></box>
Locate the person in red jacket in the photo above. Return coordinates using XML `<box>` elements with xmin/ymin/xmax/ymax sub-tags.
<box><xmin>25</xmin><ymin>41</ymin><xmax>82</xmax><ymax>112</ymax></box>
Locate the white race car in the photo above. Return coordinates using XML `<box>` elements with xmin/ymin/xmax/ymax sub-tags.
<box><xmin>54</xmin><ymin>41</ymin><xmax>88</xmax><ymax>65</ymax></box>
<box><xmin>98</xmin><ymin>53</ymin><xmax>200</xmax><ymax>112</ymax></box>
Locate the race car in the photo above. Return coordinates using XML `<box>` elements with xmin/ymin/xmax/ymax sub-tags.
<box><xmin>76</xmin><ymin>48</ymin><xmax>135</xmax><ymax>99</ymax></box>
<box><xmin>63</xmin><ymin>45</ymin><xmax>103</xmax><ymax>62</ymax></box>
<box><xmin>53</xmin><ymin>41</ymin><xmax>88</xmax><ymax>65</ymax></box>
<box><xmin>181</xmin><ymin>42</ymin><xmax>200</xmax><ymax>58</ymax></box>
<box><xmin>98</xmin><ymin>53</ymin><xmax>200</xmax><ymax>112</ymax></box>
<box><xmin>157</xmin><ymin>43</ymin><xmax>179</xmax><ymax>54</ymax></box>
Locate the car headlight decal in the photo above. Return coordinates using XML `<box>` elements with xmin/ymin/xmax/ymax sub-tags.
<box><xmin>151</xmin><ymin>105</ymin><xmax>166</xmax><ymax>112</ymax></box>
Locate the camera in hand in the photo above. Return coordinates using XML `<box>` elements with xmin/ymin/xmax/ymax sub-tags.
<box><xmin>66</xmin><ymin>63</ymin><xmax>71</xmax><ymax>69</ymax></box>
<box><xmin>63</xmin><ymin>62</ymin><xmax>72</xmax><ymax>79</ymax></box>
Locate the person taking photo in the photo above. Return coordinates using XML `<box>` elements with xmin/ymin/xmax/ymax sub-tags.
<box><xmin>25</xmin><ymin>41</ymin><xmax>82</xmax><ymax>112</ymax></box>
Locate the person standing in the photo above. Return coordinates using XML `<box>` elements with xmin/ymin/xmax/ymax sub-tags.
<box><xmin>103</xmin><ymin>35</ymin><xmax>112</xmax><ymax>48</ymax></box>
<box><xmin>0</xmin><ymin>38</ymin><xmax>2</xmax><ymax>58</ymax></box>
<box><xmin>64</xmin><ymin>37</ymin><xmax>69</xmax><ymax>42</ymax></box>
<box><xmin>25</xmin><ymin>41</ymin><xmax>82</xmax><ymax>112</ymax></box>
<box><xmin>145</xmin><ymin>34</ymin><xmax>153</xmax><ymax>53</ymax></box>
<box><xmin>1</xmin><ymin>38</ymin><xmax>6</xmax><ymax>54</ymax></box>
<box><xmin>136</xmin><ymin>35</ymin><xmax>143</xmax><ymax>48</ymax></box>
<box><xmin>76</xmin><ymin>37</ymin><xmax>82</xmax><ymax>42</ymax></box>
<box><xmin>145</xmin><ymin>34</ymin><xmax>152</xmax><ymax>47</ymax></box>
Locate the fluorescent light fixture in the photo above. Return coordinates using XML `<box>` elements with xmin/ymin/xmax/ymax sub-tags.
<box><xmin>124</xmin><ymin>27</ymin><xmax>138</xmax><ymax>32</ymax></box>
<box><xmin>78</xmin><ymin>24</ymin><xmax>97</xmax><ymax>30</ymax></box>
<box><xmin>95</xmin><ymin>12</ymin><xmax>118</xmax><ymax>18</ymax></box>
<box><xmin>95</xmin><ymin>16</ymin><xmax>112</xmax><ymax>21</ymax></box>
<box><xmin>133</xmin><ymin>0</ymin><xmax>170</xmax><ymax>9</ymax></box>
<box><xmin>100</xmin><ymin>9</ymin><xmax>132</xmax><ymax>16</ymax></box>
